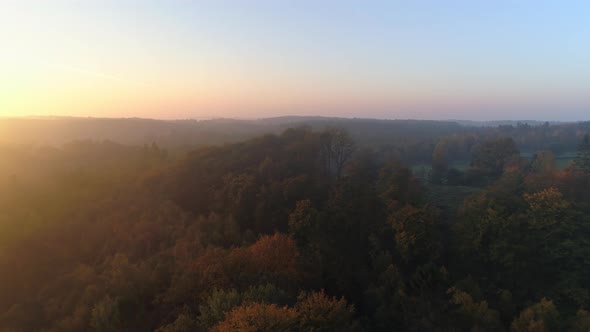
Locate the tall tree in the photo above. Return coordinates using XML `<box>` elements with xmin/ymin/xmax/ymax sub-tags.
<box><xmin>471</xmin><ymin>138</ymin><xmax>519</xmax><ymax>176</ymax></box>
<box><xmin>321</xmin><ymin>128</ymin><xmax>356</xmax><ymax>180</ymax></box>
<box><xmin>531</xmin><ymin>151</ymin><xmax>557</xmax><ymax>174</ymax></box>
<box><xmin>431</xmin><ymin>141</ymin><xmax>449</xmax><ymax>184</ymax></box>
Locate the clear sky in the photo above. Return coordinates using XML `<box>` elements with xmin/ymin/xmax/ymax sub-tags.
<box><xmin>1</xmin><ymin>0</ymin><xmax>589</xmax><ymax>120</ymax></box>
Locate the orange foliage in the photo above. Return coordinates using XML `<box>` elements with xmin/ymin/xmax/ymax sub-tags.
<box><xmin>211</xmin><ymin>303</ymin><xmax>298</xmax><ymax>332</ymax></box>
<box><xmin>296</xmin><ymin>290</ymin><xmax>356</xmax><ymax>330</ymax></box>
<box><xmin>212</xmin><ymin>290</ymin><xmax>357</xmax><ymax>332</ymax></box>
<box><xmin>193</xmin><ymin>233</ymin><xmax>300</xmax><ymax>291</ymax></box>
<box><xmin>246</xmin><ymin>233</ymin><xmax>299</xmax><ymax>279</ymax></box>
<box><xmin>228</xmin><ymin>233</ymin><xmax>300</xmax><ymax>290</ymax></box>
<box><xmin>524</xmin><ymin>187</ymin><xmax>569</xmax><ymax>213</ymax></box>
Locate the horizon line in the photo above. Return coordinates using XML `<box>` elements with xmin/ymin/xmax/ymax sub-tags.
<box><xmin>0</xmin><ymin>114</ymin><xmax>587</xmax><ymax>124</ymax></box>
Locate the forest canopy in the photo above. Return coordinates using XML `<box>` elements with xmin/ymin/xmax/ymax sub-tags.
<box><xmin>1</xmin><ymin>117</ymin><xmax>590</xmax><ymax>331</ymax></box>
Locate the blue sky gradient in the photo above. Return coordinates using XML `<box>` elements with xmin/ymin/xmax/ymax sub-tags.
<box><xmin>1</xmin><ymin>0</ymin><xmax>589</xmax><ymax>120</ymax></box>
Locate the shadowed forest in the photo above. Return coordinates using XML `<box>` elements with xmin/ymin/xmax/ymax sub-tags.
<box><xmin>1</xmin><ymin>117</ymin><xmax>590</xmax><ymax>331</ymax></box>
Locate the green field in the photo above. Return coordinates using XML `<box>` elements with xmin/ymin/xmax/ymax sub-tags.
<box><xmin>412</xmin><ymin>151</ymin><xmax>576</xmax><ymax>178</ymax></box>
<box><xmin>521</xmin><ymin>151</ymin><xmax>576</xmax><ymax>169</ymax></box>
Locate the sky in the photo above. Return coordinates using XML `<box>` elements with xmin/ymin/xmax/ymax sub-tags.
<box><xmin>0</xmin><ymin>0</ymin><xmax>589</xmax><ymax>121</ymax></box>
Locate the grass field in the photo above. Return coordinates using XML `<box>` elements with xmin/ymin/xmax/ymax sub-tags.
<box><xmin>412</xmin><ymin>151</ymin><xmax>576</xmax><ymax>179</ymax></box>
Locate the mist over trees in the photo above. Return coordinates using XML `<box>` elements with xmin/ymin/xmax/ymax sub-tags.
<box><xmin>1</xmin><ymin>117</ymin><xmax>590</xmax><ymax>331</ymax></box>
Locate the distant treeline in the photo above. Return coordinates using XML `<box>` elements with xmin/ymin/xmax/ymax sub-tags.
<box><xmin>1</xmin><ymin>116</ymin><xmax>589</xmax><ymax>164</ymax></box>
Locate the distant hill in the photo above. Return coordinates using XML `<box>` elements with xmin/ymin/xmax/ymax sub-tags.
<box><xmin>1</xmin><ymin>116</ymin><xmax>588</xmax><ymax>155</ymax></box>
<box><xmin>0</xmin><ymin>116</ymin><xmax>466</xmax><ymax>147</ymax></box>
<box><xmin>452</xmin><ymin>120</ymin><xmax>561</xmax><ymax>127</ymax></box>
<box><xmin>0</xmin><ymin>117</ymin><xmax>274</xmax><ymax>147</ymax></box>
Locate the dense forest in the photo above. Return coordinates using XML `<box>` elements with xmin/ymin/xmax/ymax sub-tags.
<box><xmin>1</xmin><ymin>117</ymin><xmax>590</xmax><ymax>331</ymax></box>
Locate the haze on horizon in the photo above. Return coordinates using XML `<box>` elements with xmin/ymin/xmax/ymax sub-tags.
<box><xmin>1</xmin><ymin>0</ymin><xmax>589</xmax><ymax>121</ymax></box>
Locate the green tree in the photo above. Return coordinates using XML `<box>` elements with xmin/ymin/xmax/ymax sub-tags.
<box><xmin>471</xmin><ymin>138</ymin><xmax>519</xmax><ymax>176</ymax></box>
<box><xmin>155</xmin><ymin>310</ymin><xmax>198</xmax><ymax>332</ymax></box>
<box><xmin>389</xmin><ymin>205</ymin><xmax>442</xmax><ymax>264</ymax></box>
<box><xmin>288</xmin><ymin>200</ymin><xmax>321</xmax><ymax>249</ymax></box>
<box><xmin>296</xmin><ymin>290</ymin><xmax>359</xmax><ymax>332</ymax></box>
<box><xmin>447</xmin><ymin>287</ymin><xmax>505</xmax><ymax>332</ymax></box>
<box><xmin>378</xmin><ymin>162</ymin><xmax>423</xmax><ymax>207</ymax></box>
<box><xmin>321</xmin><ymin>127</ymin><xmax>356</xmax><ymax>179</ymax></box>
<box><xmin>573</xmin><ymin>134</ymin><xmax>590</xmax><ymax>174</ymax></box>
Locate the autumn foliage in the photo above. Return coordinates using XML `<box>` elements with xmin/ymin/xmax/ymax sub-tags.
<box><xmin>2</xmin><ymin>125</ymin><xmax>590</xmax><ymax>331</ymax></box>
